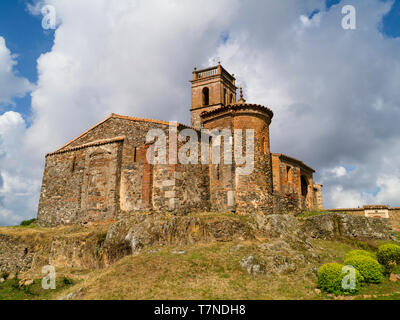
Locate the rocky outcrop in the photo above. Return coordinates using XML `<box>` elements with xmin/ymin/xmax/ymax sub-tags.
<box><xmin>104</xmin><ymin>214</ymin><xmax>254</xmax><ymax>264</ymax></box>
<box><xmin>301</xmin><ymin>213</ymin><xmax>393</xmax><ymax>241</ymax></box>
<box><xmin>0</xmin><ymin>227</ymin><xmax>108</xmax><ymax>274</ymax></box>
<box><xmin>245</xmin><ymin>214</ymin><xmax>320</xmax><ymax>275</ymax></box>
<box><xmin>0</xmin><ymin>212</ymin><xmax>394</xmax><ymax>274</ymax></box>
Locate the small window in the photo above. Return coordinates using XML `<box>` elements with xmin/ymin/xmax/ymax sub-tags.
<box><xmin>134</xmin><ymin>147</ymin><xmax>137</xmax><ymax>162</ymax></box>
<box><xmin>223</xmin><ymin>88</ymin><xmax>227</xmax><ymax>105</ymax></box>
<box><xmin>202</xmin><ymin>87</ymin><xmax>210</xmax><ymax>106</ymax></box>
<box><xmin>71</xmin><ymin>156</ymin><xmax>76</xmax><ymax>172</ymax></box>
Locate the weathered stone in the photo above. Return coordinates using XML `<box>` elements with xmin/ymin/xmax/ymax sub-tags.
<box><xmin>103</xmin><ymin>214</ymin><xmax>254</xmax><ymax>264</ymax></box>
<box><xmin>171</xmin><ymin>250</ymin><xmax>186</xmax><ymax>255</ymax></box>
<box><xmin>0</xmin><ymin>227</ymin><xmax>108</xmax><ymax>273</ymax></box>
<box><xmin>240</xmin><ymin>256</ymin><xmax>267</xmax><ymax>275</ymax></box>
<box><xmin>302</xmin><ymin>213</ymin><xmax>393</xmax><ymax>241</ymax></box>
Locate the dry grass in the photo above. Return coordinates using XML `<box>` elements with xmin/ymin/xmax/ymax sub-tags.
<box><xmin>0</xmin><ymin>224</ymin><xmax>110</xmax><ymax>241</ymax></box>
<box><xmin>54</xmin><ymin>241</ymin><xmax>319</xmax><ymax>300</ymax></box>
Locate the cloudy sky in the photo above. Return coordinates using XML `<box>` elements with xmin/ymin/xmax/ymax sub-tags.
<box><xmin>0</xmin><ymin>0</ymin><xmax>399</xmax><ymax>225</ymax></box>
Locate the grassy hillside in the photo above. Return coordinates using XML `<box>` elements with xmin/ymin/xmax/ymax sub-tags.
<box><xmin>1</xmin><ymin>213</ymin><xmax>399</xmax><ymax>300</ymax></box>
<box><xmin>2</xmin><ymin>238</ymin><xmax>399</xmax><ymax>300</ymax></box>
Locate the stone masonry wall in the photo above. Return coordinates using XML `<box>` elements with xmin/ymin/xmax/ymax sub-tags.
<box><xmin>38</xmin><ymin>115</ymin><xmax>212</xmax><ymax>226</ymax></box>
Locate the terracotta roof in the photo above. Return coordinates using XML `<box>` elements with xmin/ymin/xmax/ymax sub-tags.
<box><xmin>272</xmin><ymin>153</ymin><xmax>315</xmax><ymax>173</ymax></box>
<box><xmin>328</xmin><ymin>206</ymin><xmax>400</xmax><ymax>211</ymax></box>
<box><xmin>327</xmin><ymin>208</ymin><xmax>364</xmax><ymax>212</ymax></box>
<box><xmin>54</xmin><ymin>113</ymin><xmax>194</xmax><ymax>153</ymax></box>
<box><xmin>363</xmin><ymin>205</ymin><xmax>389</xmax><ymax>209</ymax></box>
<box><xmin>200</xmin><ymin>103</ymin><xmax>274</xmax><ymax>119</ymax></box>
<box><xmin>47</xmin><ymin>136</ymin><xmax>125</xmax><ymax>157</ymax></box>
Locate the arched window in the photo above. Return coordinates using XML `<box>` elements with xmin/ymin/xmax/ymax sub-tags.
<box><xmin>202</xmin><ymin>87</ymin><xmax>210</xmax><ymax>106</ymax></box>
<box><xmin>229</xmin><ymin>94</ymin><xmax>233</xmax><ymax>104</ymax></box>
<box><xmin>301</xmin><ymin>175</ymin><xmax>308</xmax><ymax>198</ymax></box>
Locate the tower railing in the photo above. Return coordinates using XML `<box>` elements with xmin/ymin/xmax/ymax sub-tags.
<box><xmin>192</xmin><ymin>64</ymin><xmax>235</xmax><ymax>85</ymax></box>
<box><xmin>197</xmin><ymin>67</ymin><xmax>218</xmax><ymax>79</ymax></box>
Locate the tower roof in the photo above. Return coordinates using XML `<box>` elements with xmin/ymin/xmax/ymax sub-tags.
<box><xmin>191</xmin><ymin>63</ymin><xmax>236</xmax><ymax>88</ymax></box>
<box><xmin>200</xmin><ymin>103</ymin><xmax>274</xmax><ymax>120</ymax></box>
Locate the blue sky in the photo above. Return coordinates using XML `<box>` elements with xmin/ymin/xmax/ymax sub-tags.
<box><xmin>0</xmin><ymin>0</ymin><xmax>54</xmax><ymax>123</ymax></box>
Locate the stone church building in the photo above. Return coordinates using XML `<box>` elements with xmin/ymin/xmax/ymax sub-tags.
<box><xmin>37</xmin><ymin>64</ymin><xmax>323</xmax><ymax>226</ymax></box>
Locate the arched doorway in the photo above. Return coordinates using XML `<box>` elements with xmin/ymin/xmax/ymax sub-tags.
<box><xmin>301</xmin><ymin>175</ymin><xmax>308</xmax><ymax>198</ymax></box>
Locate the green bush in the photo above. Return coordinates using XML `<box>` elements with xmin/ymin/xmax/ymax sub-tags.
<box><xmin>345</xmin><ymin>250</ymin><xmax>376</xmax><ymax>261</ymax></box>
<box><xmin>20</xmin><ymin>218</ymin><xmax>37</xmax><ymax>227</ymax></box>
<box><xmin>63</xmin><ymin>277</ymin><xmax>73</xmax><ymax>285</ymax></box>
<box><xmin>317</xmin><ymin>263</ymin><xmax>363</xmax><ymax>295</ymax></box>
<box><xmin>344</xmin><ymin>255</ymin><xmax>383</xmax><ymax>283</ymax></box>
<box><xmin>377</xmin><ymin>244</ymin><xmax>400</xmax><ymax>273</ymax></box>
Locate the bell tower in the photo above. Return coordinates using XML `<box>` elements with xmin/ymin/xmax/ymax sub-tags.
<box><xmin>190</xmin><ymin>63</ymin><xmax>237</xmax><ymax>129</ymax></box>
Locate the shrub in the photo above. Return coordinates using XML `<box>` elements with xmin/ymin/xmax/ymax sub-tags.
<box><xmin>344</xmin><ymin>255</ymin><xmax>383</xmax><ymax>283</ymax></box>
<box><xmin>317</xmin><ymin>263</ymin><xmax>363</xmax><ymax>295</ymax></box>
<box><xmin>377</xmin><ymin>244</ymin><xmax>400</xmax><ymax>273</ymax></box>
<box><xmin>345</xmin><ymin>250</ymin><xmax>376</xmax><ymax>261</ymax></box>
<box><xmin>20</xmin><ymin>218</ymin><xmax>37</xmax><ymax>227</ymax></box>
<box><xmin>63</xmin><ymin>277</ymin><xmax>73</xmax><ymax>285</ymax></box>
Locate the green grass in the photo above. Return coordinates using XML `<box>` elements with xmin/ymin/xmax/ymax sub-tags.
<box><xmin>0</xmin><ymin>277</ymin><xmax>75</xmax><ymax>300</ymax></box>
<box><xmin>297</xmin><ymin>211</ymin><xmax>330</xmax><ymax>218</ymax></box>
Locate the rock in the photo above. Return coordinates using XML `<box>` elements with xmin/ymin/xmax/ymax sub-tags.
<box><xmin>24</xmin><ymin>279</ymin><xmax>34</xmax><ymax>286</ymax></box>
<box><xmin>240</xmin><ymin>256</ymin><xmax>266</xmax><ymax>275</ymax></box>
<box><xmin>0</xmin><ymin>278</ymin><xmax>4</xmax><ymax>283</ymax></box>
<box><xmin>301</xmin><ymin>213</ymin><xmax>393</xmax><ymax>241</ymax></box>
<box><xmin>172</xmin><ymin>250</ymin><xmax>186</xmax><ymax>255</ymax></box>
<box><xmin>265</xmin><ymin>255</ymin><xmax>298</xmax><ymax>275</ymax></box>
<box><xmin>104</xmin><ymin>214</ymin><xmax>253</xmax><ymax>264</ymax></box>
<box><xmin>19</xmin><ymin>279</ymin><xmax>34</xmax><ymax>287</ymax></box>
<box><xmin>390</xmin><ymin>274</ymin><xmax>398</xmax><ymax>282</ymax></box>
<box><xmin>314</xmin><ymin>289</ymin><xmax>321</xmax><ymax>294</ymax></box>
<box><xmin>59</xmin><ymin>288</ymin><xmax>83</xmax><ymax>300</ymax></box>
<box><xmin>253</xmin><ymin>214</ymin><xmax>299</xmax><ymax>239</ymax></box>
<box><xmin>230</xmin><ymin>244</ymin><xmax>244</xmax><ymax>252</ymax></box>
<box><xmin>259</xmin><ymin>240</ymin><xmax>291</xmax><ymax>252</ymax></box>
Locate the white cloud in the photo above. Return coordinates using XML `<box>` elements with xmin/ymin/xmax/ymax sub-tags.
<box><xmin>2</xmin><ymin>0</ymin><xmax>400</xmax><ymax>224</ymax></box>
<box><xmin>329</xmin><ymin>185</ymin><xmax>373</xmax><ymax>209</ymax></box>
<box><xmin>0</xmin><ymin>112</ymin><xmax>40</xmax><ymax>226</ymax></box>
<box><xmin>0</xmin><ymin>37</ymin><xmax>33</xmax><ymax>107</ymax></box>
<box><xmin>25</xmin><ymin>0</ymin><xmax>240</xmax><ymax>159</ymax></box>
<box><xmin>331</xmin><ymin>166</ymin><xmax>347</xmax><ymax>178</ymax></box>
<box><xmin>212</xmin><ymin>0</ymin><xmax>400</xmax><ymax>209</ymax></box>
<box><xmin>0</xmin><ymin>38</ymin><xmax>35</xmax><ymax>225</ymax></box>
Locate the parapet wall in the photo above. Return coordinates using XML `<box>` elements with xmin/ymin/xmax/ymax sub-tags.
<box><xmin>327</xmin><ymin>206</ymin><xmax>400</xmax><ymax>231</ymax></box>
